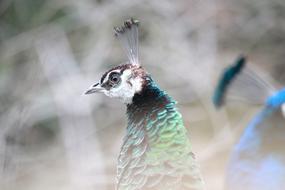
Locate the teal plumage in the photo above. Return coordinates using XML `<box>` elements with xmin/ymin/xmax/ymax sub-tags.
<box><xmin>117</xmin><ymin>76</ymin><xmax>204</xmax><ymax>190</ymax></box>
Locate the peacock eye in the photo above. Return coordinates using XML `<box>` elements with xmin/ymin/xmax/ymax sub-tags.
<box><xmin>109</xmin><ymin>72</ymin><xmax>121</xmax><ymax>84</ymax></box>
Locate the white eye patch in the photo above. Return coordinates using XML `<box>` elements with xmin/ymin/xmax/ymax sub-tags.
<box><xmin>102</xmin><ymin>69</ymin><xmax>121</xmax><ymax>84</ymax></box>
<box><xmin>121</xmin><ymin>69</ymin><xmax>132</xmax><ymax>82</ymax></box>
<box><xmin>103</xmin><ymin>69</ymin><xmax>143</xmax><ymax>104</ymax></box>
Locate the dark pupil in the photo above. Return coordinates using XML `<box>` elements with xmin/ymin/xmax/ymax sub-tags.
<box><xmin>110</xmin><ymin>73</ymin><xmax>119</xmax><ymax>83</ymax></box>
<box><xmin>112</xmin><ymin>76</ymin><xmax>118</xmax><ymax>81</ymax></box>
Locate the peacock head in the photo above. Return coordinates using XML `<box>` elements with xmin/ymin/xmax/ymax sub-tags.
<box><xmin>85</xmin><ymin>18</ymin><xmax>147</xmax><ymax>104</ymax></box>
<box><xmin>85</xmin><ymin>63</ymin><xmax>147</xmax><ymax>104</ymax></box>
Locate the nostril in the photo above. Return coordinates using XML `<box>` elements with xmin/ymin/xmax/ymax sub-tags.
<box><xmin>93</xmin><ymin>83</ymin><xmax>99</xmax><ymax>87</ymax></box>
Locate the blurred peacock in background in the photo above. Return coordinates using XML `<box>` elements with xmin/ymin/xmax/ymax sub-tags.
<box><xmin>85</xmin><ymin>19</ymin><xmax>205</xmax><ymax>190</ymax></box>
<box><xmin>213</xmin><ymin>56</ymin><xmax>285</xmax><ymax>190</ymax></box>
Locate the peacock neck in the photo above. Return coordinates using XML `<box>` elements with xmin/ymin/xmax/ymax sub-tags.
<box><xmin>126</xmin><ymin>77</ymin><xmax>174</xmax><ymax>124</ymax></box>
<box><xmin>125</xmin><ymin>76</ymin><xmax>190</xmax><ymax>153</ymax></box>
<box><xmin>118</xmin><ymin>77</ymin><xmax>203</xmax><ymax>190</ymax></box>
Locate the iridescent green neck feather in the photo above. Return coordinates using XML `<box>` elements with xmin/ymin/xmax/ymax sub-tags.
<box><xmin>117</xmin><ymin>76</ymin><xmax>204</xmax><ymax>190</ymax></box>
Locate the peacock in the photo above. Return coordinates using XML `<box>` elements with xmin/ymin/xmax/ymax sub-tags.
<box><xmin>85</xmin><ymin>19</ymin><xmax>205</xmax><ymax>190</ymax></box>
<box><xmin>213</xmin><ymin>56</ymin><xmax>285</xmax><ymax>190</ymax></box>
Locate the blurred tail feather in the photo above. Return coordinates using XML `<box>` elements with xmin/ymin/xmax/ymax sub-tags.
<box><xmin>213</xmin><ymin>55</ymin><xmax>246</xmax><ymax>108</ymax></box>
<box><xmin>213</xmin><ymin>55</ymin><xmax>275</xmax><ymax>108</ymax></box>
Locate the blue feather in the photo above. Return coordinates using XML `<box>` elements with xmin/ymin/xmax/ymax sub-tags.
<box><xmin>212</xmin><ymin>56</ymin><xmax>246</xmax><ymax>108</ymax></box>
<box><xmin>266</xmin><ymin>87</ymin><xmax>285</xmax><ymax>108</ymax></box>
<box><xmin>225</xmin><ymin>104</ymin><xmax>285</xmax><ymax>190</ymax></box>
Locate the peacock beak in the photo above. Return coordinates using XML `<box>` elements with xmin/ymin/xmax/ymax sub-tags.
<box><xmin>85</xmin><ymin>83</ymin><xmax>104</xmax><ymax>94</ymax></box>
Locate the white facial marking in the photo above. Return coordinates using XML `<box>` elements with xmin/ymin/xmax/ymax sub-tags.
<box><xmin>281</xmin><ymin>103</ymin><xmax>285</xmax><ymax>117</ymax></box>
<box><xmin>102</xmin><ymin>69</ymin><xmax>120</xmax><ymax>84</ymax></box>
<box><xmin>103</xmin><ymin>69</ymin><xmax>143</xmax><ymax>104</ymax></box>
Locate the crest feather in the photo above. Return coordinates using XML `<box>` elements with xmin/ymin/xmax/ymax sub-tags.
<box><xmin>114</xmin><ymin>18</ymin><xmax>140</xmax><ymax>65</ymax></box>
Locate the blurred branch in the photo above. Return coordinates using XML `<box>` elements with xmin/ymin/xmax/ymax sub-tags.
<box><xmin>35</xmin><ymin>25</ymin><xmax>107</xmax><ymax>189</ymax></box>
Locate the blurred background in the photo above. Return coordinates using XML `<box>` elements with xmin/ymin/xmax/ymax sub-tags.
<box><xmin>0</xmin><ymin>0</ymin><xmax>285</xmax><ymax>190</ymax></box>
